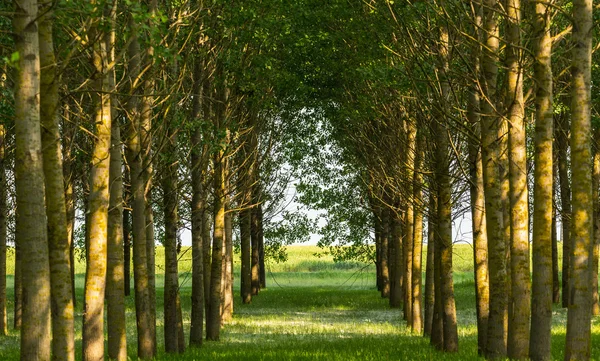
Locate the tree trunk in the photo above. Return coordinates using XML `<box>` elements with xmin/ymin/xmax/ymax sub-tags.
<box><xmin>190</xmin><ymin>127</ymin><xmax>206</xmax><ymax>345</ymax></box>
<box><xmin>251</xmin><ymin>202</ymin><xmax>261</xmax><ymax>295</ymax></box>
<box><xmin>374</xmin><ymin>205</ymin><xmax>382</xmax><ymax>292</ymax></box>
<box><xmin>430</xmin><ymin>189</ymin><xmax>443</xmax><ymax>350</ymax></box>
<box><xmin>553</xmin><ymin>156</ymin><xmax>560</xmax><ymax>305</ymax></box>
<box><xmin>258</xmin><ymin>205</ymin><xmax>266</xmax><ymax>289</ymax></box>
<box><xmin>411</xmin><ymin>134</ymin><xmax>424</xmax><ymax>333</ymax></box>
<box><xmin>557</xmin><ymin>112</ymin><xmax>572</xmax><ymax>309</ymax></box>
<box><xmin>240</xmin><ymin>206</ymin><xmax>252</xmax><ymax>303</ymax></box>
<box><xmin>380</xmin><ymin>206</ymin><xmax>390</xmax><ymax>299</ymax></box>
<box><xmin>423</xmin><ymin>194</ymin><xmax>435</xmax><ymax>337</ymax></box>
<box><xmin>506</xmin><ymin>0</ymin><xmax>531</xmax><ymax>357</ymax></box>
<box><xmin>189</xmin><ymin>56</ymin><xmax>208</xmax><ymax>346</ymax></box>
<box><xmin>388</xmin><ymin>206</ymin><xmax>397</xmax><ymax>306</ymax></box>
<box><xmin>404</xmin><ymin>119</ymin><xmax>415</xmax><ymax>321</ymax></box>
<box><xmin>565</xmin><ymin>0</ymin><xmax>593</xmax><ymax>358</ymax></box>
<box><xmin>123</xmin><ymin>209</ymin><xmax>131</xmax><ymax>296</ymax></box>
<box><xmin>221</xmin><ymin>202</ymin><xmax>234</xmax><ymax>322</ymax></box>
<box><xmin>389</xmin><ymin>209</ymin><xmax>402</xmax><ymax>308</ymax></box>
<box><xmin>467</xmin><ymin>3</ymin><xmax>489</xmax><ymax>353</ymax></box>
<box><xmin>435</xmin><ymin>22</ymin><xmax>458</xmax><ymax>354</ymax></box>
<box><xmin>13</xmin><ymin>240</ymin><xmax>22</xmax><ymax>330</ymax></box>
<box><xmin>123</xmin><ymin>208</ymin><xmax>131</xmax><ymax>297</ymax></box>
<box><xmin>107</xmin><ymin>95</ymin><xmax>126</xmax><ymax>361</ymax></box>
<box><xmin>140</xmin><ymin>1</ymin><xmax>157</xmax><ymax>352</ymax></box>
<box><xmin>207</xmin><ymin>151</ymin><xmax>225</xmax><ymax>340</ymax></box>
<box><xmin>13</xmin><ymin>2</ymin><xmax>52</xmax><ymax>359</ymax></box>
<box><xmin>125</xmin><ymin>10</ymin><xmax>154</xmax><ymax>359</ymax></box>
<box><xmin>61</xmin><ymin>102</ymin><xmax>77</xmax><ymax>308</ymax></box>
<box><xmin>82</xmin><ymin>2</ymin><xmax>113</xmax><ymax>358</ymax></box>
<box><xmin>40</xmin><ymin>3</ymin><xmax>75</xmax><ymax>360</ymax></box>
<box><xmin>207</xmin><ymin>66</ymin><xmax>227</xmax><ymax>341</ymax></box>
<box><xmin>481</xmin><ymin>0</ymin><xmax>507</xmax><ymax>356</ymax></box>
<box><xmin>203</xmin><ymin>202</ymin><xmax>212</xmax><ymax>313</ymax></box>
<box><xmin>163</xmin><ymin>125</ymin><xmax>183</xmax><ymax>353</ymax></box>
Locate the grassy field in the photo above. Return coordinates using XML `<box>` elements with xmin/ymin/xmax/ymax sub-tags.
<box><xmin>1</xmin><ymin>244</ymin><xmax>600</xmax><ymax>360</ymax></box>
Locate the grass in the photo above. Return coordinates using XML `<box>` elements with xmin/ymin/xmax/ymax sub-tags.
<box><xmin>1</xmin><ymin>244</ymin><xmax>600</xmax><ymax>360</ymax></box>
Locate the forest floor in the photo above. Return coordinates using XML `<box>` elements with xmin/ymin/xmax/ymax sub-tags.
<box><xmin>2</xmin><ymin>245</ymin><xmax>600</xmax><ymax>360</ymax></box>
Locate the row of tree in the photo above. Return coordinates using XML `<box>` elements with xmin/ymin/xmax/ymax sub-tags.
<box><xmin>1</xmin><ymin>0</ymin><xmax>599</xmax><ymax>360</ymax></box>
<box><xmin>0</xmin><ymin>0</ymin><xmax>300</xmax><ymax>360</ymax></box>
<box><xmin>296</xmin><ymin>0</ymin><xmax>596</xmax><ymax>360</ymax></box>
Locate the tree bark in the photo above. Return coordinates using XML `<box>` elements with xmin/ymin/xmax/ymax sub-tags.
<box><xmin>564</xmin><ymin>0</ymin><xmax>593</xmax><ymax>358</ymax></box>
<box><xmin>467</xmin><ymin>2</ymin><xmax>489</xmax><ymax>353</ymax></box>
<box><xmin>251</xmin><ymin>199</ymin><xmax>261</xmax><ymax>295</ymax></box>
<box><xmin>61</xmin><ymin>103</ymin><xmax>77</xmax><ymax>308</ymax></box>
<box><xmin>207</xmin><ymin>150</ymin><xmax>225</xmax><ymax>340</ymax></box>
<box><xmin>140</xmin><ymin>1</ymin><xmax>157</xmax><ymax>352</ymax></box>
<box><xmin>13</xmin><ymin>1</ymin><xmax>52</xmax><ymax>359</ymax></box>
<box><xmin>389</xmin><ymin>208</ymin><xmax>402</xmax><ymax>308</ymax></box>
<box><xmin>82</xmin><ymin>7</ymin><xmax>113</xmax><ymax>360</ymax></box>
<box><xmin>222</xmin><ymin>200</ymin><xmax>234</xmax><ymax>322</ymax></box>
<box><xmin>380</xmin><ymin>206</ymin><xmax>390</xmax><ymax>299</ymax></box>
<box><xmin>411</xmin><ymin>134</ymin><xmax>424</xmax><ymax>333</ymax></box>
<box><xmin>163</xmin><ymin>125</ymin><xmax>183</xmax><ymax>353</ymax></box>
<box><xmin>125</xmin><ymin>10</ymin><xmax>154</xmax><ymax>359</ymax></box>
<box><xmin>207</xmin><ymin>65</ymin><xmax>226</xmax><ymax>341</ymax></box>
<box><xmin>435</xmin><ymin>24</ymin><xmax>458</xmax><ymax>353</ymax></box>
<box><xmin>529</xmin><ymin>2</ymin><xmax>554</xmax><ymax>359</ymax></box>
<box><xmin>189</xmin><ymin>56</ymin><xmax>208</xmax><ymax>346</ymax></box>
<box><xmin>404</xmin><ymin>119</ymin><xmax>416</xmax><ymax>321</ymax></box>
<box><xmin>423</xmin><ymin>194</ymin><xmax>435</xmax><ymax>337</ymax></box>
<box><xmin>557</xmin><ymin>111</ymin><xmax>572</xmax><ymax>309</ymax></box>
<box><xmin>13</xmin><ymin>240</ymin><xmax>22</xmax><ymax>330</ymax></box>
<box><xmin>40</xmin><ymin>2</ymin><xmax>75</xmax><ymax>360</ymax></box>
<box><xmin>258</xmin><ymin>205</ymin><xmax>266</xmax><ymax>289</ymax></box>
<box><xmin>123</xmin><ymin>207</ymin><xmax>131</xmax><ymax>297</ymax></box>
<box><xmin>430</xmin><ymin>189</ymin><xmax>443</xmax><ymax>350</ymax></box>
<box><xmin>481</xmin><ymin>0</ymin><xmax>507</xmax><ymax>356</ymax></box>
<box><xmin>506</xmin><ymin>0</ymin><xmax>531</xmax><ymax>357</ymax></box>
<box><xmin>107</xmin><ymin>96</ymin><xmax>126</xmax><ymax>361</ymax></box>
<box><xmin>203</xmin><ymin>200</ymin><xmax>212</xmax><ymax>313</ymax></box>
<box><xmin>374</xmin><ymin>205</ymin><xmax>382</xmax><ymax>292</ymax></box>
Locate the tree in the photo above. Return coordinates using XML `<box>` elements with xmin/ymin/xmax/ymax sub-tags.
<box><xmin>107</xmin><ymin>114</ymin><xmax>126</xmax><ymax>361</ymax></box>
<box><xmin>39</xmin><ymin>1</ymin><xmax>75</xmax><ymax>359</ymax></box>
<box><xmin>163</xmin><ymin>116</ymin><xmax>184</xmax><ymax>353</ymax></box>
<box><xmin>13</xmin><ymin>0</ymin><xmax>52</xmax><ymax>359</ymax></box>
<box><xmin>529</xmin><ymin>0</ymin><xmax>554</xmax><ymax>357</ymax></box>
<box><xmin>466</xmin><ymin>2</ymin><xmax>489</xmax><ymax>355</ymax></box>
<box><xmin>106</xmin><ymin>5</ymin><xmax>127</xmax><ymax>352</ymax></box>
<box><xmin>82</xmin><ymin>1</ymin><xmax>113</xmax><ymax>359</ymax></box>
<box><xmin>206</xmin><ymin>62</ymin><xmax>227</xmax><ymax>341</ymax></box>
<box><xmin>505</xmin><ymin>0</ymin><xmax>530</xmax><ymax>356</ymax></box>
<box><xmin>125</xmin><ymin>8</ymin><xmax>154</xmax><ymax>359</ymax></box>
<box><xmin>564</xmin><ymin>0</ymin><xmax>593</xmax><ymax>358</ymax></box>
<box><xmin>435</xmin><ymin>23</ymin><xmax>458</xmax><ymax>353</ymax></box>
<box><xmin>481</xmin><ymin>0</ymin><xmax>508</xmax><ymax>356</ymax></box>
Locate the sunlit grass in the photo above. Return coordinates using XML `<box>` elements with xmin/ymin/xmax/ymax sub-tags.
<box><xmin>1</xmin><ymin>244</ymin><xmax>599</xmax><ymax>360</ymax></box>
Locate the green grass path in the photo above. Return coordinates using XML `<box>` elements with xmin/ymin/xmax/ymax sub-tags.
<box><xmin>2</xmin><ymin>245</ymin><xmax>600</xmax><ymax>360</ymax></box>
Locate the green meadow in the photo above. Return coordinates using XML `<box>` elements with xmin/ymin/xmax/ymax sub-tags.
<box><xmin>1</xmin><ymin>244</ymin><xmax>599</xmax><ymax>360</ymax></box>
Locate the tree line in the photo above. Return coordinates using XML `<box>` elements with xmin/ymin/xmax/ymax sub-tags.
<box><xmin>0</xmin><ymin>0</ymin><xmax>599</xmax><ymax>361</ymax></box>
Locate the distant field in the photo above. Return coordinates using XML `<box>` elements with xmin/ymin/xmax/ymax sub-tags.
<box><xmin>2</xmin><ymin>244</ymin><xmax>599</xmax><ymax>360</ymax></box>
<box><xmin>3</xmin><ymin>243</ymin><xmax>476</xmax><ymax>275</ymax></box>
